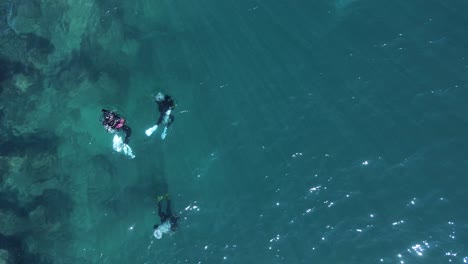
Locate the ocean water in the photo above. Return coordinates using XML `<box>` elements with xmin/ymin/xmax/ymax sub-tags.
<box><xmin>1</xmin><ymin>0</ymin><xmax>468</xmax><ymax>263</ymax></box>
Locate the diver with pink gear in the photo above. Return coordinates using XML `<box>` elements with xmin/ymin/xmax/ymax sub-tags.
<box><xmin>101</xmin><ymin>109</ymin><xmax>132</xmax><ymax>144</ymax></box>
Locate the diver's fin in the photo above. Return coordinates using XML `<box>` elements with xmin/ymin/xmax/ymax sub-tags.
<box><xmin>145</xmin><ymin>125</ymin><xmax>158</xmax><ymax>136</ymax></box>
<box><xmin>113</xmin><ymin>135</ymin><xmax>135</xmax><ymax>159</ymax></box>
<box><xmin>161</xmin><ymin>127</ymin><xmax>168</xmax><ymax>140</ymax></box>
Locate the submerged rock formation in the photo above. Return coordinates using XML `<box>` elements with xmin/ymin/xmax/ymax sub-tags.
<box><xmin>0</xmin><ymin>0</ymin><xmax>169</xmax><ymax>261</ymax></box>
<box><xmin>0</xmin><ymin>249</ymin><xmax>12</xmax><ymax>264</ymax></box>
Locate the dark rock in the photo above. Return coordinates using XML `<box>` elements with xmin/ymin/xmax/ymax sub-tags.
<box><xmin>33</xmin><ymin>189</ymin><xmax>73</xmax><ymax>223</ymax></box>
<box><xmin>0</xmin><ymin>190</ymin><xmax>29</xmax><ymax>218</ymax></box>
<box><xmin>8</xmin><ymin>0</ymin><xmax>42</xmax><ymax>34</ymax></box>
<box><xmin>0</xmin><ymin>249</ymin><xmax>11</xmax><ymax>264</ymax></box>
<box><xmin>23</xmin><ymin>33</ymin><xmax>54</xmax><ymax>55</ymax></box>
<box><xmin>0</xmin><ymin>210</ymin><xmax>27</xmax><ymax>236</ymax></box>
<box><xmin>0</xmin><ymin>130</ymin><xmax>59</xmax><ymax>156</ymax></box>
<box><xmin>0</xmin><ymin>233</ymin><xmax>52</xmax><ymax>264</ymax></box>
<box><xmin>21</xmin><ymin>33</ymin><xmax>54</xmax><ymax>67</ymax></box>
<box><xmin>0</xmin><ymin>1</ymin><xmax>14</xmax><ymax>37</ymax></box>
<box><xmin>0</xmin><ymin>157</ymin><xmax>8</xmax><ymax>183</ymax></box>
<box><xmin>0</xmin><ymin>57</ymin><xmax>26</xmax><ymax>83</ymax></box>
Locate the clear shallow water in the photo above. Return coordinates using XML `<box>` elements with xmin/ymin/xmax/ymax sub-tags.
<box><xmin>1</xmin><ymin>0</ymin><xmax>468</xmax><ymax>263</ymax></box>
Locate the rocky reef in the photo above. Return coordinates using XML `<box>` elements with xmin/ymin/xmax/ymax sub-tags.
<box><xmin>0</xmin><ymin>0</ymin><xmax>168</xmax><ymax>262</ymax></box>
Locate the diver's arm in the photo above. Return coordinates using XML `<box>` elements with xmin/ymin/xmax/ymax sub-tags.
<box><xmin>164</xmin><ymin>96</ymin><xmax>175</xmax><ymax>109</ymax></box>
<box><xmin>169</xmin><ymin>98</ymin><xmax>175</xmax><ymax>109</ymax></box>
<box><xmin>121</xmin><ymin>125</ymin><xmax>131</xmax><ymax>144</ymax></box>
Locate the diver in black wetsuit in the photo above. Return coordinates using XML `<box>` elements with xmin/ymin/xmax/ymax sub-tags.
<box><xmin>151</xmin><ymin>92</ymin><xmax>175</xmax><ymax>139</ymax></box>
<box><xmin>154</xmin><ymin>92</ymin><xmax>175</xmax><ymax>127</ymax></box>
<box><xmin>101</xmin><ymin>109</ymin><xmax>132</xmax><ymax>144</ymax></box>
<box><xmin>153</xmin><ymin>195</ymin><xmax>179</xmax><ymax>239</ymax></box>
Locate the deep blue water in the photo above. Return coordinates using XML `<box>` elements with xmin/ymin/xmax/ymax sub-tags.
<box><xmin>128</xmin><ymin>0</ymin><xmax>468</xmax><ymax>263</ymax></box>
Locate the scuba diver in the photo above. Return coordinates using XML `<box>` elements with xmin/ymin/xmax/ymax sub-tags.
<box><xmin>153</xmin><ymin>194</ymin><xmax>179</xmax><ymax>239</ymax></box>
<box><xmin>101</xmin><ymin>109</ymin><xmax>132</xmax><ymax>144</ymax></box>
<box><xmin>145</xmin><ymin>92</ymin><xmax>175</xmax><ymax>139</ymax></box>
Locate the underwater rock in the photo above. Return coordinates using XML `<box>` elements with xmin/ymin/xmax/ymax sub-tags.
<box><xmin>0</xmin><ymin>58</ymin><xmax>27</xmax><ymax>83</ymax></box>
<box><xmin>2</xmin><ymin>0</ymin><xmax>92</xmax><ymax>71</ymax></box>
<box><xmin>0</xmin><ymin>131</ymin><xmax>61</xmax><ymax>204</ymax></box>
<box><xmin>34</xmin><ymin>189</ymin><xmax>73</xmax><ymax>224</ymax></box>
<box><xmin>0</xmin><ymin>210</ymin><xmax>27</xmax><ymax>236</ymax></box>
<box><xmin>23</xmin><ymin>33</ymin><xmax>55</xmax><ymax>68</ymax></box>
<box><xmin>8</xmin><ymin>0</ymin><xmax>42</xmax><ymax>34</ymax></box>
<box><xmin>8</xmin><ymin>95</ymin><xmax>55</xmax><ymax>137</ymax></box>
<box><xmin>12</xmin><ymin>73</ymin><xmax>33</xmax><ymax>93</ymax></box>
<box><xmin>39</xmin><ymin>0</ymin><xmax>100</xmax><ymax>67</ymax></box>
<box><xmin>0</xmin><ymin>2</ymin><xmax>11</xmax><ymax>34</ymax></box>
<box><xmin>0</xmin><ymin>157</ymin><xmax>9</xmax><ymax>183</ymax></box>
<box><xmin>4</xmin><ymin>156</ymin><xmax>24</xmax><ymax>181</ymax></box>
<box><xmin>0</xmin><ymin>131</ymin><xmax>58</xmax><ymax>156</ymax></box>
<box><xmin>0</xmin><ymin>33</ymin><xmax>52</xmax><ymax>75</ymax></box>
<box><xmin>0</xmin><ymin>35</ymin><xmax>26</xmax><ymax>63</ymax></box>
<box><xmin>29</xmin><ymin>152</ymin><xmax>57</xmax><ymax>173</ymax></box>
<box><xmin>94</xmin><ymin>19</ymin><xmax>139</xmax><ymax>66</ymax></box>
<box><xmin>0</xmin><ymin>249</ymin><xmax>12</xmax><ymax>264</ymax></box>
<box><xmin>23</xmin><ymin>191</ymin><xmax>73</xmax><ymax>262</ymax></box>
<box><xmin>28</xmin><ymin>205</ymin><xmax>63</xmax><ymax>233</ymax></box>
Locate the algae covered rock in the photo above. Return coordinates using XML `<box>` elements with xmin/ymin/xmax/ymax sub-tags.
<box><xmin>0</xmin><ymin>157</ymin><xmax>9</xmax><ymax>182</ymax></box>
<box><xmin>2</xmin><ymin>156</ymin><xmax>25</xmax><ymax>186</ymax></box>
<box><xmin>12</xmin><ymin>73</ymin><xmax>34</xmax><ymax>93</ymax></box>
<box><xmin>0</xmin><ymin>249</ymin><xmax>12</xmax><ymax>264</ymax></box>
<box><xmin>28</xmin><ymin>205</ymin><xmax>63</xmax><ymax>233</ymax></box>
<box><xmin>7</xmin><ymin>0</ymin><xmax>42</xmax><ymax>34</ymax></box>
<box><xmin>0</xmin><ymin>210</ymin><xmax>27</xmax><ymax>236</ymax></box>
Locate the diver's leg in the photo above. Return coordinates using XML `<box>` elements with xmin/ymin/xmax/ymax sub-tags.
<box><xmin>166</xmin><ymin>115</ymin><xmax>175</xmax><ymax>127</ymax></box>
<box><xmin>161</xmin><ymin>116</ymin><xmax>174</xmax><ymax>139</ymax></box>
<box><xmin>161</xmin><ymin>127</ymin><xmax>168</xmax><ymax>139</ymax></box>
<box><xmin>158</xmin><ymin>201</ymin><xmax>164</xmax><ymax>218</ymax></box>
<box><xmin>166</xmin><ymin>199</ymin><xmax>173</xmax><ymax>217</ymax></box>
<box><xmin>121</xmin><ymin>125</ymin><xmax>132</xmax><ymax>144</ymax></box>
<box><xmin>166</xmin><ymin>199</ymin><xmax>179</xmax><ymax>230</ymax></box>
<box><xmin>158</xmin><ymin>201</ymin><xmax>169</xmax><ymax>222</ymax></box>
<box><xmin>157</xmin><ymin>114</ymin><xmax>164</xmax><ymax>125</ymax></box>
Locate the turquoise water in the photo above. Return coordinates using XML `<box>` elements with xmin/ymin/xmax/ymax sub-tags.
<box><xmin>1</xmin><ymin>0</ymin><xmax>468</xmax><ymax>263</ymax></box>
